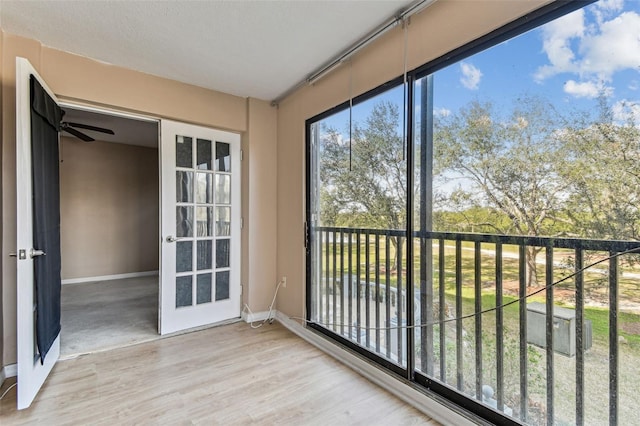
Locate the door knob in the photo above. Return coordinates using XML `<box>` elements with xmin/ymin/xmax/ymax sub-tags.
<box><xmin>166</xmin><ymin>236</ymin><xmax>179</xmax><ymax>243</ymax></box>
<box><xmin>30</xmin><ymin>249</ymin><xmax>46</xmax><ymax>258</ymax></box>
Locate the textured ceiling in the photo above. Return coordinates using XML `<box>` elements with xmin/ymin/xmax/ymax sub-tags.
<box><xmin>0</xmin><ymin>0</ymin><xmax>414</xmax><ymax>101</ymax></box>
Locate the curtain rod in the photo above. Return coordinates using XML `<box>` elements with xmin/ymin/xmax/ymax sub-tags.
<box><xmin>270</xmin><ymin>0</ymin><xmax>438</xmax><ymax>107</ymax></box>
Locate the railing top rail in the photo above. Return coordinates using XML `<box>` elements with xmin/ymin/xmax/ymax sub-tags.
<box><xmin>314</xmin><ymin>226</ymin><xmax>406</xmax><ymax>237</ymax></box>
<box><xmin>312</xmin><ymin>226</ymin><xmax>640</xmax><ymax>252</ymax></box>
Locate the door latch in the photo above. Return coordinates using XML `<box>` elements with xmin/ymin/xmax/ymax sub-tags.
<box><xmin>9</xmin><ymin>249</ymin><xmax>28</xmax><ymax>260</ymax></box>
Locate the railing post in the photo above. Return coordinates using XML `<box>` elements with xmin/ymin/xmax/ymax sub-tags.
<box><xmin>347</xmin><ymin>231</ymin><xmax>353</xmax><ymax>339</ymax></box>
<box><xmin>610</xmin><ymin>253</ymin><xmax>618</xmax><ymax>426</ymax></box>
<box><xmin>365</xmin><ymin>231</ymin><xmax>371</xmax><ymax>348</ymax></box>
<box><xmin>385</xmin><ymin>233</ymin><xmax>391</xmax><ymax>358</ymax></box>
<box><xmin>397</xmin><ymin>237</ymin><xmax>404</xmax><ymax>364</ymax></box>
<box><xmin>545</xmin><ymin>246</ymin><xmax>554</xmax><ymax>426</ymax></box>
<box><xmin>421</xmin><ymin>234</ymin><xmax>433</xmax><ymax>374</ymax></box>
<box><xmin>496</xmin><ymin>243</ymin><xmax>504</xmax><ymax>412</ymax></box>
<box><xmin>340</xmin><ymin>230</ymin><xmax>345</xmax><ymax>336</ymax></box>
<box><xmin>575</xmin><ymin>248</ymin><xmax>584</xmax><ymax>426</ymax></box>
<box><xmin>519</xmin><ymin>244</ymin><xmax>528</xmax><ymax>422</ymax></box>
<box><xmin>325</xmin><ymin>230</ymin><xmax>330</xmax><ymax>326</ymax></box>
<box><xmin>332</xmin><ymin>229</ymin><xmax>337</xmax><ymax>332</ymax></box>
<box><xmin>439</xmin><ymin>238</ymin><xmax>446</xmax><ymax>382</ymax></box>
<box><xmin>474</xmin><ymin>241</ymin><xmax>483</xmax><ymax>402</ymax></box>
<box><xmin>456</xmin><ymin>239</ymin><xmax>463</xmax><ymax>391</ymax></box>
<box><xmin>375</xmin><ymin>234</ymin><xmax>381</xmax><ymax>353</ymax></box>
<box><xmin>356</xmin><ymin>231</ymin><xmax>362</xmax><ymax>344</ymax></box>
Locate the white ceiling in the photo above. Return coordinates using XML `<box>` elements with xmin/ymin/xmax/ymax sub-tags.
<box><xmin>0</xmin><ymin>0</ymin><xmax>415</xmax><ymax>101</ymax></box>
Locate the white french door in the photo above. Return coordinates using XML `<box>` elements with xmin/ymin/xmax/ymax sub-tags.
<box><xmin>15</xmin><ymin>57</ymin><xmax>60</xmax><ymax>409</ymax></box>
<box><xmin>160</xmin><ymin>120</ymin><xmax>241</xmax><ymax>334</ymax></box>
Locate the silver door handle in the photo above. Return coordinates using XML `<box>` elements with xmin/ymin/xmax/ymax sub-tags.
<box><xmin>166</xmin><ymin>236</ymin><xmax>180</xmax><ymax>243</ymax></box>
<box><xmin>30</xmin><ymin>249</ymin><xmax>46</xmax><ymax>258</ymax></box>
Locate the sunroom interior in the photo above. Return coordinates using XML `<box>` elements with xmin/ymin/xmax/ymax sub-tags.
<box><xmin>2</xmin><ymin>0</ymin><xmax>640</xmax><ymax>425</ymax></box>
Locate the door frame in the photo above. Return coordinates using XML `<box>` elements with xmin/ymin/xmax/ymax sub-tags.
<box><xmin>57</xmin><ymin>100</ymin><xmax>164</xmax><ymax>333</ymax></box>
<box><xmin>55</xmin><ymin>101</ymin><xmax>244</xmax><ymax>336</ymax></box>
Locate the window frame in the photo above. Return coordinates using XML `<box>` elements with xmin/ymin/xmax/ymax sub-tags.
<box><xmin>304</xmin><ymin>1</ymin><xmax>598</xmax><ymax>424</ymax></box>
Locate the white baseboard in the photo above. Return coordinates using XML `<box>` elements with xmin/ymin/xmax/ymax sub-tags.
<box><xmin>2</xmin><ymin>363</ymin><xmax>17</xmax><ymax>380</ymax></box>
<box><xmin>275</xmin><ymin>311</ymin><xmax>481</xmax><ymax>426</ymax></box>
<box><xmin>62</xmin><ymin>270</ymin><xmax>159</xmax><ymax>285</ymax></box>
<box><xmin>241</xmin><ymin>309</ymin><xmax>272</xmax><ymax>323</ymax></box>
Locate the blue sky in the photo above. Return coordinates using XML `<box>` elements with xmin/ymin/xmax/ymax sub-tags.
<box><xmin>432</xmin><ymin>0</ymin><xmax>640</xmax><ymax>123</ymax></box>
<box><xmin>320</xmin><ymin>0</ymin><xmax>640</xmax><ymax>136</ymax></box>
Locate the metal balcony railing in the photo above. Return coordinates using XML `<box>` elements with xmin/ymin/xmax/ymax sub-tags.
<box><xmin>309</xmin><ymin>226</ymin><xmax>640</xmax><ymax>425</ymax></box>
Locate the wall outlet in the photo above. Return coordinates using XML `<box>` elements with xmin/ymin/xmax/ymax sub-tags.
<box><xmin>282</xmin><ymin>276</ymin><xmax>287</xmax><ymax>287</ymax></box>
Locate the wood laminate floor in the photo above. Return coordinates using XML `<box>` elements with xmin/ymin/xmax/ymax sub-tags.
<box><xmin>0</xmin><ymin>322</ymin><xmax>439</xmax><ymax>425</ymax></box>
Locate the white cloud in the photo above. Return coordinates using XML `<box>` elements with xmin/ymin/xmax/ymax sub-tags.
<box><xmin>593</xmin><ymin>0</ymin><xmax>625</xmax><ymax>24</ymax></box>
<box><xmin>460</xmin><ymin>62</ymin><xmax>482</xmax><ymax>90</ymax></box>
<box><xmin>579</xmin><ymin>11</ymin><xmax>640</xmax><ymax>79</ymax></box>
<box><xmin>534</xmin><ymin>9</ymin><xmax>585</xmax><ymax>81</ymax></box>
<box><xmin>535</xmin><ymin>7</ymin><xmax>640</xmax><ymax>84</ymax></box>
<box><xmin>563</xmin><ymin>79</ymin><xmax>612</xmax><ymax>98</ymax></box>
<box><xmin>596</xmin><ymin>0</ymin><xmax>624</xmax><ymax>12</ymax></box>
<box><xmin>434</xmin><ymin>107</ymin><xmax>451</xmax><ymax>117</ymax></box>
<box><xmin>612</xmin><ymin>99</ymin><xmax>640</xmax><ymax>123</ymax></box>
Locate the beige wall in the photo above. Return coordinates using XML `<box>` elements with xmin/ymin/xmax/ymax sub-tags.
<box><xmin>242</xmin><ymin>98</ymin><xmax>278</xmax><ymax>312</ymax></box>
<box><xmin>1</xmin><ymin>32</ymin><xmax>277</xmax><ymax>367</ymax></box>
<box><xmin>274</xmin><ymin>0</ymin><xmax>551</xmax><ymax>318</ymax></box>
<box><xmin>0</xmin><ymin>29</ymin><xmax>4</xmax><ymax>370</ymax></box>
<box><xmin>59</xmin><ymin>138</ymin><xmax>159</xmax><ymax>280</ymax></box>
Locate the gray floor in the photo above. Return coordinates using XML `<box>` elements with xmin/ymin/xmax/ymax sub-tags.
<box><xmin>60</xmin><ymin>275</ymin><xmax>159</xmax><ymax>358</ymax></box>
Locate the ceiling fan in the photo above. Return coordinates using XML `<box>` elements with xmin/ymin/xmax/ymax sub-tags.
<box><xmin>60</xmin><ymin>111</ymin><xmax>114</xmax><ymax>142</ymax></box>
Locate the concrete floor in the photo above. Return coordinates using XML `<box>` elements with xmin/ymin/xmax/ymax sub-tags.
<box><xmin>60</xmin><ymin>275</ymin><xmax>159</xmax><ymax>358</ymax></box>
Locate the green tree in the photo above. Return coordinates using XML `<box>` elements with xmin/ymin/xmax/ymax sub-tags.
<box><xmin>561</xmin><ymin>97</ymin><xmax>640</xmax><ymax>241</ymax></box>
<box><xmin>319</xmin><ymin>101</ymin><xmax>407</xmax><ymax>231</ymax></box>
<box><xmin>318</xmin><ymin>101</ymin><xmax>407</xmax><ymax>266</ymax></box>
<box><xmin>434</xmin><ymin>97</ymin><xmax>574</xmax><ymax>286</ymax></box>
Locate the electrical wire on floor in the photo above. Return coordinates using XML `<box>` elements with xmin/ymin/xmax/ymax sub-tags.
<box><xmin>290</xmin><ymin>246</ymin><xmax>640</xmax><ymax>332</ymax></box>
<box><xmin>242</xmin><ymin>277</ymin><xmax>285</xmax><ymax>329</ymax></box>
<box><xmin>0</xmin><ymin>382</ymin><xmax>17</xmax><ymax>400</ymax></box>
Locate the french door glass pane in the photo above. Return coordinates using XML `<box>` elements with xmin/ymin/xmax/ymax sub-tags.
<box><xmin>176</xmin><ymin>135</ymin><xmax>192</xmax><ymax>168</ymax></box>
<box><xmin>215</xmin><ymin>271</ymin><xmax>230</xmax><ymax>301</ymax></box>
<box><xmin>176</xmin><ymin>241</ymin><xmax>192</xmax><ymax>272</ymax></box>
<box><xmin>176</xmin><ymin>276</ymin><xmax>192</xmax><ymax>308</ymax></box>
<box><xmin>176</xmin><ymin>171</ymin><xmax>193</xmax><ymax>203</ymax></box>
<box><xmin>216</xmin><ymin>239</ymin><xmax>230</xmax><ymax>268</ymax></box>
<box><xmin>176</xmin><ymin>206</ymin><xmax>193</xmax><ymax>237</ymax></box>
<box><xmin>215</xmin><ymin>142</ymin><xmax>231</xmax><ymax>172</ymax></box>
<box><xmin>196</xmin><ymin>172</ymin><xmax>212</xmax><ymax>204</ymax></box>
<box><xmin>197</xmin><ymin>138</ymin><xmax>212</xmax><ymax>170</ymax></box>
<box><xmin>216</xmin><ymin>207</ymin><xmax>231</xmax><ymax>236</ymax></box>
<box><xmin>196</xmin><ymin>273</ymin><xmax>212</xmax><ymax>304</ymax></box>
<box><xmin>196</xmin><ymin>206</ymin><xmax>213</xmax><ymax>237</ymax></box>
<box><xmin>215</xmin><ymin>174</ymin><xmax>231</xmax><ymax>204</ymax></box>
<box><xmin>197</xmin><ymin>240</ymin><xmax>212</xmax><ymax>270</ymax></box>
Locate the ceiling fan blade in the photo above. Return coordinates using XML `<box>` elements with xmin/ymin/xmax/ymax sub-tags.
<box><xmin>66</xmin><ymin>122</ymin><xmax>115</xmax><ymax>135</ymax></box>
<box><xmin>62</xmin><ymin>126</ymin><xmax>95</xmax><ymax>142</ymax></box>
